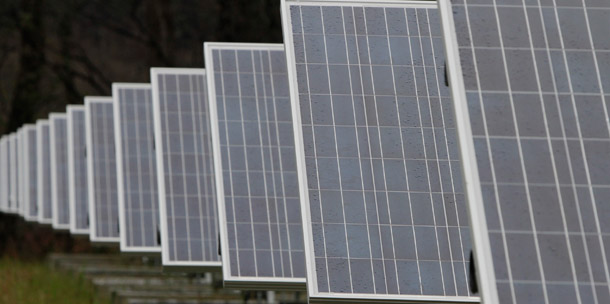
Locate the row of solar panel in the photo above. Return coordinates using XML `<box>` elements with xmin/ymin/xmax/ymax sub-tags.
<box><xmin>1</xmin><ymin>0</ymin><xmax>609</xmax><ymax>303</ymax></box>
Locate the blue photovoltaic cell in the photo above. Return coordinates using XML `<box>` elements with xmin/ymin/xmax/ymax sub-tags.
<box><xmin>68</xmin><ymin>106</ymin><xmax>90</xmax><ymax>234</ymax></box>
<box><xmin>50</xmin><ymin>114</ymin><xmax>70</xmax><ymax>229</ymax></box>
<box><xmin>283</xmin><ymin>0</ymin><xmax>476</xmax><ymax>302</ymax></box>
<box><xmin>113</xmin><ymin>84</ymin><xmax>161</xmax><ymax>252</ymax></box>
<box><xmin>86</xmin><ymin>98</ymin><xmax>120</xmax><ymax>242</ymax></box>
<box><xmin>151</xmin><ymin>68</ymin><xmax>220</xmax><ymax>268</ymax></box>
<box><xmin>440</xmin><ymin>1</ymin><xmax>610</xmax><ymax>303</ymax></box>
<box><xmin>38</xmin><ymin>121</ymin><xmax>53</xmax><ymax>224</ymax></box>
<box><xmin>205</xmin><ymin>43</ymin><xmax>306</xmax><ymax>289</ymax></box>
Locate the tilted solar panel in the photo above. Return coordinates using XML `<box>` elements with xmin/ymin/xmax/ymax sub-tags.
<box><xmin>204</xmin><ymin>43</ymin><xmax>306</xmax><ymax>290</ymax></box>
<box><xmin>85</xmin><ymin>97</ymin><xmax>120</xmax><ymax>243</ymax></box>
<box><xmin>151</xmin><ymin>68</ymin><xmax>221</xmax><ymax>270</ymax></box>
<box><xmin>0</xmin><ymin>137</ymin><xmax>8</xmax><ymax>213</ymax></box>
<box><xmin>67</xmin><ymin>105</ymin><xmax>90</xmax><ymax>235</ymax></box>
<box><xmin>50</xmin><ymin>114</ymin><xmax>70</xmax><ymax>230</ymax></box>
<box><xmin>9</xmin><ymin>133</ymin><xmax>18</xmax><ymax>214</ymax></box>
<box><xmin>282</xmin><ymin>0</ymin><xmax>478</xmax><ymax>302</ymax></box>
<box><xmin>24</xmin><ymin>125</ymin><xmax>38</xmax><ymax>221</ymax></box>
<box><xmin>439</xmin><ymin>1</ymin><xmax>610</xmax><ymax>303</ymax></box>
<box><xmin>113</xmin><ymin>83</ymin><xmax>161</xmax><ymax>253</ymax></box>
<box><xmin>18</xmin><ymin>127</ymin><xmax>26</xmax><ymax>218</ymax></box>
<box><xmin>37</xmin><ymin>120</ymin><xmax>53</xmax><ymax>224</ymax></box>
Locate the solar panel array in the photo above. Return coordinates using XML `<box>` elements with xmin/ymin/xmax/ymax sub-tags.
<box><xmin>67</xmin><ymin>106</ymin><xmax>90</xmax><ymax>235</ymax></box>
<box><xmin>204</xmin><ymin>43</ymin><xmax>306</xmax><ymax>289</ymax></box>
<box><xmin>282</xmin><ymin>0</ymin><xmax>476</xmax><ymax>302</ymax></box>
<box><xmin>37</xmin><ymin>120</ymin><xmax>53</xmax><ymax>224</ymax></box>
<box><xmin>50</xmin><ymin>114</ymin><xmax>70</xmax><ymax>230</ymax></box>
<box><xmin>24</xmin><ymin>126</ymin><xmax>38</xmax><ymax>221</ymax></box>
<box><xmin>113</xmin><ymin>83</ymin><xmax>161</xmax><ymax>252</ymax></box>
<box><xmin>85</xmin><ymin>97</ymin><xmax>120</xmax><ymax>242</ymax></box>
<box><xmin>0</xmin><ymin>3</ymin><xmax>608</xmax><ymax>303</ymax></box>
<box><xmin>439</xmin><ymin>1</ymin><xmax>610</xmax><ymax>304</ymax></box>
<box><xmin>151</xmin><ymin>68</ymin><xmax>221</xmax><ymax>269</ymax></box>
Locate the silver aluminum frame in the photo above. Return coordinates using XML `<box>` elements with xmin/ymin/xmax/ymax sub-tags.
<box><xmin>85</xmin><ymin>96</ymin><xmax>120</xmax><ymax>244</ymax></box>
<box><xmin>204</xmin><ymin>42</ymin><xmax>307</xmax><ymax>290</ymax></box>
<box><xmin>23</xmin><ymin>124</ymin><xmax>38</xmax><ymax>222</ymax></box>
<box><xmin>437</xmin><ymin>0</ymin><xmax>504</xmax><ymax>303</ymax></box>
<box><xmin>282</xmin><ymin>0</ymin><xmax>479</xmax><ymax>303</ymax></box>
<box><xmin>67</xmin><ymin>105</ymin><xmax>90</xmax><ymax>235</ymax></box>
<box><xmin>37</xmin><ymin>120</ymin><xmax>53</xmax><ymax>225</ymax></box>
<box><xmin>49</xmin><ymin>113</ymin><xmax>70</xmax><ymax>230</ymax></box>
<box><xmin>150</xmin><ymin>67</ymin><xmax>222</xmax><ymax>271</ymax></box>
<box><xmin>112</xmin><ymin>82</ymin><xmax>162</xmax><ymax>254</ymax></box>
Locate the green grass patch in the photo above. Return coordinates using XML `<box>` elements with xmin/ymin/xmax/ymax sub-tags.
<box><xmin>0</xmin><ymin>257</ymin><xmax>109</xmax><ymax>304</ymax></box>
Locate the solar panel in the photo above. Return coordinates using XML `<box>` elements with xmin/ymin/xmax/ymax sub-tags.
<box><xmin>37</xmin><ymin>120</ymin><xmax>53</xmax><ymax>224</ymax></box>
<box><xmin>282</xmin><ymin>0</ymin><xmax>479</xmax><ymax>302</ymax></box>
<box><xmin>9</xmin><ymin>133</ymin><xmax>17</xmax><ymax>214</ymax></box>
<box><xmin>150</xmin><ymin>68</ymin><xmax>221</xmax><ymax>270</ymax></box>
<box><xmin>0</xmin><ymin>136</ymin><xmax>8</xmax><ymax>213</ymax></box>
<box><xmin>112</xmin><ymin>83</ymin><xmax>161</xmax><ymax>253</ymax></box>
<box><xmin>204</xmin><ymin>43</ymin><xmax>306</xmax><ymax>290</ymax></box>
<box><xmin>85</xmin><ymin>97</ymin><xmax>121</xmax><ymax>243</ymax></box>
<box><xmin>18</xmin><ymin>127</ymin><xmax>26</xmax><ymax>218</ymax></box>
<box><xmin>49</xmin><ymin>114</ymin><xmax>70</xmax><ymax>230</ymax></box>
<box><xmin>23</xmin><ymin>125</ymin><xmax>38</xmax><ymax>221</ymax></box>
<box><xmin>439</xmin><ymin>1</ymin><xmax>610</xmax><ymax>303</ymax></box>
<box><xmin>67</xmin><ymin>105</ymin><xmax>90</xmax><ymax>235</ymax></box>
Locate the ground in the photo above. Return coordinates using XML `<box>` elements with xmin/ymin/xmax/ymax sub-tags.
<box><xmin>0</xmin><ymin>257</ymin><xmax>109</xmax><ymax>304</ymax></box>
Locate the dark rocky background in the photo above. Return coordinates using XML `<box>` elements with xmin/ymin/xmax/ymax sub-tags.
<box><xmin>0</xmin><ymin>0</ymin><xmax>282</xmax><ymax>260</ymax></box>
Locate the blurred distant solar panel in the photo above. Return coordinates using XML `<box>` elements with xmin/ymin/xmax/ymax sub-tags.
<box><xmin>439</xmin><ymin>1</ymin><xmax>610</xmax><ymax>303</ymax></box>
<box><xmin>37</xmin><ymin>120</ymin><xmax>53</xmax><ymax>224</ymax></box>
<box><xmin>112</xmin><ymin>83</ymin><xmax>161</xmax><ymax>253</ymax></box>
<box><xmin>18</xmin><ymin>127</ymin><xmax>26</xmax><ymax>218</ymax></box>
<box><xmin>67</xmin><ymin>105</ymin><xmax>90</xmax><ymax>235</ymax></box>
<box><xmin>85</xmin><ymin>97</ymin><xmax>120</xmax><ymax>243</ymax></box>
<box><xmin>150</xmin><ymin>68</ymin><xmax>220</xmax><ymax>270</ymax></box>
<box><xmin>282</xmin><ymin>0</ymin><xmax>477</xmax><ymax>302</ymax></box>
<box><xmin>204</xmin><ymin>43</ymin><xmax>306</xmax><ymax>289</ymax></box>
<box><xmin>0</xmin><ymin>136</ymin><xmax>8</xmax><ymax>213</ymax></box>
<box><xmin>23</xmin><ymin>125</ymin><xmax>38</xmax><ymax>221</ymax></box>
<box><xmin>9</xmin><ymin>133</ymin><xmax>18</xmax><ymax>214</ymax></box>
<box><xmin>50</xmin><ymin>114</ymin><xmax>70</xmax><ymax>230</ymax></box>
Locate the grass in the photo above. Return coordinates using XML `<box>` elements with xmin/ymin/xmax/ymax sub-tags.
<box><xmin>0</xmin><ymin>257</ymin><xmax>109</xmax><ymax>304</ymax></box>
